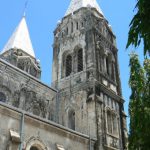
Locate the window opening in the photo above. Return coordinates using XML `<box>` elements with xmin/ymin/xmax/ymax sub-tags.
<box><xmin>66</xmin><ymin>27</ymin><xmax>68</xmax><ymax>35</ymax></box>
<box><xmin>71</xmin><ymin>22</ymin><xmax>73</xmax><ymax>33</ymax></box>
<box><xmin>62</xmin><ymin>32</ymin><xmax>64</xmax><ymax>38</ymax></box>
<box><xmin>68</xmin><ymin>110</ymin><xmax>75</xmax><ymax>130</ymax></box>
<box><xmin>112</xmin><ymin>115</ymin><xmax>118</xmax><ymax>135</ymax></box>
<box><xmin>76</xmin><ymin>22</ymin><xmax>79</xmax><ymax>30</ymax></box>
<box><xmin>18</xmin><ymin>62</ymin><xmax>24</xmax><ymax>70</ymax></box>
<box><xmin>30</xmin><ymin>67</ymin><xmax>37</xmax><ymax>77</ymax></box>
<box><xmin>95</xmin><ymin>85</ymin><xmax>100</xmax><ymax>96</ymax></box>
<box><xmin>66</xmin><ymin>55</ymin><xmax>72</xmax><ymax>77</ymax></box>
<box><xmin>107</xmin><ymin>111</ymin><xmax>112</xmax><ymax>134</ymax></box>
<box><xmin>81</xmin><ymin>22</ymin><xmax>84</xmax><ymax>27</ymax></box>
<box><xmin>107</xmin><ymin>110</ymin><xmax>118</xmax><ymax>135</ymax></box>
<box><xmin>111</xmin><ymin>62</ymin><xmax>115</xmax><ymax>80</ymax></box>
<box><xmin>77</xmin><ymin>49</ymin><xmax>83</xmax><ymax>72</ymax></box>
<box><xmin>106</xmin><ymin>57</ymin><xmax>109</xmax><ymax>75</ymax></box>
<box><xmin>0</xmin><ymin>92</ymin><xmax>6</xmax><ymax>102</ymax></box>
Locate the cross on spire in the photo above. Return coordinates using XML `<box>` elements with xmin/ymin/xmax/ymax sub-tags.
<box><xmin>65</xmin><ymin>0</ymin><xmax>103</xmax><ymax>16</ymax></box>
<box><xmin>23</xmin><ymin>0</ymin><xmax>29</xmax><ymax>17</ymax></box>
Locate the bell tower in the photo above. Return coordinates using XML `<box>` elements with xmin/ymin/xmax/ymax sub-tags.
<box><xmin>52</xmin><ymin>0</ymin><xmax>127</xmax><ymax>149</ymax></box>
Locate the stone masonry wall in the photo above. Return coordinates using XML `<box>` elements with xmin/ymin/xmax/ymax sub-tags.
<box><xmin>0</xmin><ymin>58</ymin><xmax>56</xmax><ymax>121</ymax></box>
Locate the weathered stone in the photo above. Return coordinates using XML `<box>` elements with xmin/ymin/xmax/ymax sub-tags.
<box><xmin>0</xmin><ymin>2</ymin><xmax>127</xmax><ymax>150</ymax></box>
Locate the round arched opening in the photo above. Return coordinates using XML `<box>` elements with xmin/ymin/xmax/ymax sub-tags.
<box><xmin>30</xmin><ymin>146</ymin><xmax>39</xmax><ymax>150</ymax></box>
<box><xmin>26</xmin><ymin>137</ymin><xmax>47</xmax><ymax>150</ymax></box>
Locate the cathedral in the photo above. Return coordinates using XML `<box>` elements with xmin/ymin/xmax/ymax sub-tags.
<box><xmin>0</xmin><ymin>0</ymin><xmax>127</xmax><ymax>150</ymax></box>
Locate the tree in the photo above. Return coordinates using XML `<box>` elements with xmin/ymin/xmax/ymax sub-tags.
<box><xmin>126</xmin><ymin>0</ymin><xmax>150</xmax><ymax>56</ymax></box>
<box><xmin>127</xmin><ymin>0</ymin><xmax>150</xmax><ymax>149</ymax></box>
<box><xmin>128</xmin><ymin>54</ymin><xmax>150</xmax><ymax>150</ymax></box>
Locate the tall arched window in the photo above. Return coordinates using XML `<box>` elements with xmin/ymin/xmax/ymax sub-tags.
<box><xmin>107</xmin><ymin>110</ymin><xmax>118</xmax><ymax>135</ymax></box>
<box><xmin>111</xmin><ymin>62</ymin><xmax>115</xmax><ymax>80</ymax></box>
<box><xmin>77</xmin><ymin>49</ymin><xmax>83</xmax><ymax>72</ymax></box>
<box><xmin>68</xmin><ymin>109</ymin><xmax>75</xmax><ymax>130</ymax></box>
<box><xmin>76</xmin><ymin>22</ymin><xmax>79</xmax><ymax>30</ymax></box>
<box><xmin>106</xmin><ymin>57</ymin><xmax>109</xmax><ymax>75</ymax></box>
<box><xmin>112</xmin><ymin>114</ymin><xmax>118</xmax><ymax>135</ymax></box>
<box><xmin>107</xmin><ymin>110</ymin><xmax>112</xmax><ymax>134</ymax></box>
<box><xmin>66</xmin><ymin>27</ymin><xmax>68</xmax><ymax>35</ymax></box>
<box><xmin>71</xmin><ymin>22</ymin><xmax>73</xmax><ymax>33</ymax></box>
<box><xmin>66</xmin><ymin>55</ymin><xmax>72</xmax><ymax>77</ymax></box>
<box><xmin>0</xmin><ymin>92</ymin><xmax>6</xmax><ymax>102</ymax></box>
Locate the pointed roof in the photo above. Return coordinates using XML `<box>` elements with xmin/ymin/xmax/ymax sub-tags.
<box><xmin>65</xmin><ymin>0</ymin><xmax>103</xmax><ymax>16</ymax></box>
<box><xmin>1</xmin><ymin>16</ymin><xmax>35</xmax><ymax>58</ymax></box>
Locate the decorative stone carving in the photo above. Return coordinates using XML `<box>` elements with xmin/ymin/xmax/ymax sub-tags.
<box><xmin>87</xmin><ymin>70</ymin><xmax>94</xmax><ymax>81</ymax></box>
<box><xmin>87</xmin><ymin>87</ymin><xmax>94</xmax><ymax>102</ymax></box>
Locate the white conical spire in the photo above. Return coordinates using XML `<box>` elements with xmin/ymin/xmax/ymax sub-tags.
<box><xmin>65</xmin><ymin>0</ymin><xmax>103</xmax><ymax>16</ymax></box>
<box><xmin>1</xmin><ymin>16</ymin><xmax>35</xmax><ymax>58</ymax></box>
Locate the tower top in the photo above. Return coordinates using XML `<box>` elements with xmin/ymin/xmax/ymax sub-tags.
<box><xmin>1</xmin><ymin>16</ymin><xmax>35</xmax><ymax>58</ymax></box>
<box><xmin>65</xmin><ymin>0</ymin><xmax>103</xmax><ymax>16</ymax></box>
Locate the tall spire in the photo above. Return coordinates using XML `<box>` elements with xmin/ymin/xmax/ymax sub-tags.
<box><xmin>65</xmin><ymin>0</ymin><xmax>103</xmax><ymax>16</ymax></box>
<box><xmin>1</xmin><ymin>16</ymin><xmax>35</xmax><ymax>58</ymax></box>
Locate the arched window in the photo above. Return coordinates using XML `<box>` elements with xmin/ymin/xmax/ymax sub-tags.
<box><xmin>111</xmin><ymin>62</ymin><xmax>115</xmax><ymax>80</ymax></box>
<box><xmin>66</xmin><ymin>55</ymin><xmax>72</xmax><ymax>77</ymax></box>
<box><xmin>107</xmin><ymin>110</ymin><xmax>118</xmax><ymax>135</ymax></box>
<box><xmin>107</xmin><ymin>110</ymin><xmax>112</xmax><ymax>134</ymax></box>
<box><xmin>81</xmin><ymin>22</ymin><xmax>84</xmax><ymax>27</ymax></box>
<box><xmin>112</xmin><ymin>114</ymin><xmax>118</xmax><ymax>135</ymax></box>
<box><xmin>76</xmin><ymin>22</ymin><xmax>79</xmax><ymax>30</ymax></box>
<box><xmin>18</xmin><ymin>62</ymin><xmax>24</xmax><ymax>70</ymax></box>
<box><xmin>30</xmin><ymin>146</ymin><xmax>39</xmax><ymax>150</ymax></box>
<box><xmin>0</xmin><ymin>92</ymin><xmax>6</xmax><ymax>102</ymax></box>
<box><xmin>106</xmin><ymin>57</ymin><xmax>109</xmax><ymax>75</ymax></box>
<box><xmin>68</xmin><ymin>109</ymin><xmax>75</xmax><ymax>130</ymax></box>
<box><xmin>71</xmin><ymin>22</ymin><xmax>73</xmax><ymax>33</ymax></box>
<box><xmin>32</xmin><ymin>105</ymin><xmax>40</xmax><ymax>116</ymax></box>
<box><xmin>66</xmin><ymin>27</ymin><xmax>68</xmax><ymax>35</ymax></box>
<box><xmin>77</xmin><ymin>49</ymin><xmax>83</xmax><ymax>72</ymax></box>
<box><xmin>26</xmin><ymin>138</ymin><xmax>46</xmax><ymax>150</ymax></box>
<box><xmin>30</xmin><ymin>67</ymin><xmax>37</xmax><ymax>77</ymax></box>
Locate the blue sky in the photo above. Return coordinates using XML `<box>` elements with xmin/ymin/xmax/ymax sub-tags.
<box><xmin>0</xmin><ymin>0</ymin><xmax>138</xmax><ymax>127</ymax></box>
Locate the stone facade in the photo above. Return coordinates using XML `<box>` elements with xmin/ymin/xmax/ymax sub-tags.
<box><xmin>0</xmin><ymin>1</ymin><xmax>127</xmax><ymax>150</ymax></box>
<box><xmin>0</xmin><ymin>59</ymin><xmax>56</xmax><ymax>120</ymax></box>
<box><xmin>52</xmin><ymin>7</ymin><xmax>127</xmax><ymax>150</ymax></box>
<box><xmin>0</xmin><ymin>103</ymin><xmax>94</xmax><ymax>150</ymax></box>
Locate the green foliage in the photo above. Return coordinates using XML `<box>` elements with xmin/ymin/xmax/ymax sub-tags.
<box><xmin>126</xmin><ymin>0</ymin><xmax>150</xmax><ymax>56</ymax></box>
<box><xmin>128</xmin><ymin>53</ymin><xmax>150</xmax><ymax>150</ymax></box>
<box><xmin>127</xmin><ymin>1</ymin><xmax>150</xmax><ymax>148</ymax></box>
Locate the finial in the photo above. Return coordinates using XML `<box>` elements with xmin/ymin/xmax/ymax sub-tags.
<box><xmin>23</xmin><ymin>0</ymin><xmax>29</xmax><ymax>17</ymax></box>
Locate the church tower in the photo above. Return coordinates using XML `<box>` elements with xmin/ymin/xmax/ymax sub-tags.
<box><xmin>0</xmin><ymin>16</ymin><xmax>41</xmax><ymax>78</ymax></box>
<box><xmin>52</xmin><ymin>0</ymin><xmax>127</xmax><ymax>149</ymax></box>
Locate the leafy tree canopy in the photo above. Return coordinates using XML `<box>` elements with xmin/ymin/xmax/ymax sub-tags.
<box><xmin>126</xmin><ymin>0</ymin><xmax>150</xmax><ymax>56</ymax></box>
<box><xmin>128</xmin><ymin>53</ymin><xmax>150</xmax><ymax>150</ymax></box>
<box><xmin>127</xmin><ymin>1</ymin><xmax>150</xmax><ymax>149</ymax></box>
